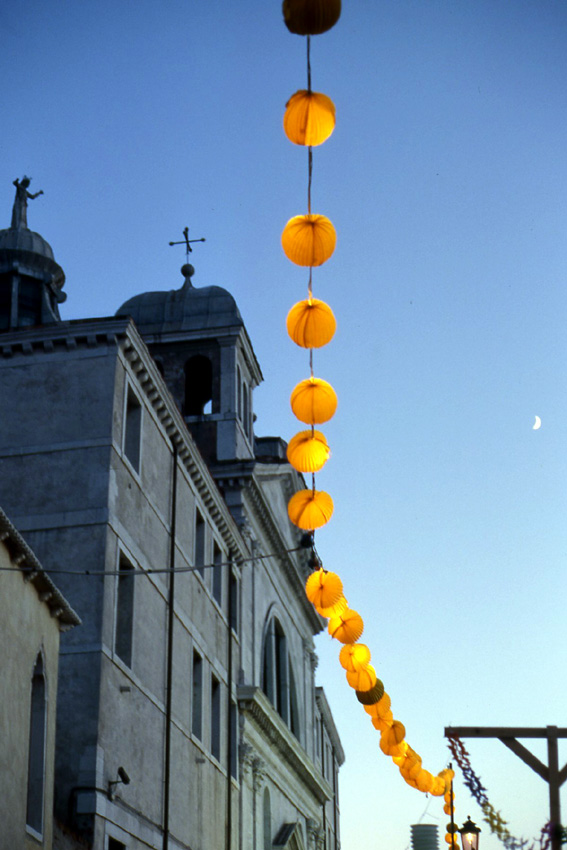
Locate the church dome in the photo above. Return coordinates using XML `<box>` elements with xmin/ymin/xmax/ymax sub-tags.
<box><xmin>116</xmin><ymin>264</ymin><xmax>243</xmax><ymax>334</ymax></box>
<box><xmin>0</xmin><ymin>226</ymin><xmax>65</xmax><ymax>287</ymax></box>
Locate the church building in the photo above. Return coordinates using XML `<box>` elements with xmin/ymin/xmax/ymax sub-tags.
<box><xmin>0</xmin><ymin>181</ymin><xmax>344</xmax><ymax>850</ymax></box>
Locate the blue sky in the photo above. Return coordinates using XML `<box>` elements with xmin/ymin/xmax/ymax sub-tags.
<box><xmin>2</xmin><ymin>1</ymin><xmax>567</xmax><ymax>847</ymax></box>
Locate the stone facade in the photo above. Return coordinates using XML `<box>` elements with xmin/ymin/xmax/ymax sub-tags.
<box><xmin>0</xmin><ymin>206</ymin><xmax>344</xmax><ymax>850</ymax></box>
<box><xmin>0</xmin><ymin>507</ymin><xmax>79</xmax><ymax>850</ymax></box>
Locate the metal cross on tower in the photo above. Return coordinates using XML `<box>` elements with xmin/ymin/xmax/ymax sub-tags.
<box><xmin>168</xmin><ymin>227</ymin><xmax>206</xmax><ymax>262</ymax></box>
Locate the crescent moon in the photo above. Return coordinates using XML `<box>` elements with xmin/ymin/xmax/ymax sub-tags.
<box><xmin>533</xmin><ymin>415</ymin><xmax>542</xmax><ymax>430</ymax></box>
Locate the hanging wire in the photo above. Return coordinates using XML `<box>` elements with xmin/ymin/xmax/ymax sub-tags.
<box><xmin>307</xmin><ymin>146</ymin><xmax>313</xmax><ymax>214</ymax></box>
<box><xmin>306</xmin><ymin>35</ymin><xmax>312</xmax><ymax>91</ymax></box>
<box><xmin>7</xmin><ymin>545</ymin><xmax>311</xmax><ymax>578</ymax></box>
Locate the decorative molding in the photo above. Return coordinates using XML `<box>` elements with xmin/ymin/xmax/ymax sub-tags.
<box><xmin>238</xmin><ymin>685</ymin><xmax>332</xmax><ymax>805</ymax></box>
<box><xmin>252</xmin><ymin>756</ymin><xmax>267</xmax><ymax>792</ymax></box>
<box><xmin>0</xmin><ymin>507</ymin><xmax>80</xmax><ymax>631</ymax></box>
<box><xmin>306</xmin><ymin>818</ymin><xmax>323</xmax><ymax>850</ymax></box>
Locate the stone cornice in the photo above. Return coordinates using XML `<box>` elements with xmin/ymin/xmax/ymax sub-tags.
<box><xmin>0</xmin><ymin>507</ymin><xmax>80</xmax><ymax>631</ymax></box>
<box><xmin>237</xmin><ymin>685</ymin><xmax>332</xmax><ymax>805</ymax></box>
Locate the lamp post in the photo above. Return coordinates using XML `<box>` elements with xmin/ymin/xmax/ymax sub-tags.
<box><xmin>459</xmin><ymin>817</ymin><xmax>481</xmax><ymax>850</ymax></box>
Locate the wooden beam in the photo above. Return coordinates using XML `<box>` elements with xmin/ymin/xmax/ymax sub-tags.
<box><xmin>445</xmin><ymin>726</ymin><xmax>567</xmax><ymax>739</ymax></box>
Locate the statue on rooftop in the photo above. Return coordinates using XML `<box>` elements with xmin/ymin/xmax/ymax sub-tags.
<box><xmin>11</xmin><ymin>176</ymin><xmax>43</xmax><ymax>230</ymax></box>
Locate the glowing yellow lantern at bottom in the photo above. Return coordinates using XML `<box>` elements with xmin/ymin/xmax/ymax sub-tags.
<box><xmin>288</xmin><ymin>489</ymin><xmax>333</xmax><ymax>530</ymax></box>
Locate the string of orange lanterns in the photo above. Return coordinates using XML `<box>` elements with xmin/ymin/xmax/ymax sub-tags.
<box><xmin>280</xmin><ymin>2</ymin><xmax>458</xmax><ymax>844</ymax></box>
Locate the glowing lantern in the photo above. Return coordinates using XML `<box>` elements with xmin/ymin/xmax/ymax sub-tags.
<box><xmin>404</xmin><ymin>775</ymin><xmax>418</xmax><ymax>789</ymax></box>
<box><xmin>416</xmin><ymin>769</ymin><xmax>434</xmax><ymax>793</ymax></box>
<box><xmin>444</xmin><ymin>804</ymin><xmax>452</xmax><ymax>815</ymax></box>
<box><xmin>287</xmin><ymin>298</ymin><xmax>336</xmax><ymax>349</ymax></box>
<box><xmin>459</xmin><ymin>818</ymin><xmax>481</xmax><ymax>850</ymax></box>
<box><xmin>339</xmin><ymin>642</ymin><xmax>371</xmax><ymax>672</ymax></box>
<box><xmin>291</xmin><ymin>377</ymin><xmax>337</xmax><ymax>424</ymax></box>
<box><xmin>282</xmin><ymin>214</ymin><xmax>336</xmax><ymax>267</ymax></box>
<box><xmin>305</xmin><ymin>568</ymin><xmax>343</xmax><ymax>609</ymax></box>
<box><xmin>430</xmin><ymin>776</ymin><xmax>446</xmax><ymax>797</ymax></box>
<box><xmin>363</xmin><ymin>692</ymin><xmax>391</xmax><ymax>717</ymax></box>
<box><xmin>346</xmin><ymin>663</ymin><xmax>377</xmax><ymax>692</ymax></box>
<box><xmin>355</xmin><ymin>678</ymin><xmax>384</xmax><ymax>705</ymax></box>
<box><xmin>284</xmin><ymin>90</ymin><xmax>336</xmax><ymax>146</ymax></box>
<box><xmin>287</xmin><ymin>429</ymin><xmax>331</xmax><ymax>473</ymax></box>
<box><xmin>379</xmin><ymin>735</ymin><xmax>406</xmax><ymax>758</ymax></box>
<box><xmin>327</xmin><ymin>608</ymin><xmax>364</xmax><ymax>644</ymax></box>
<box><xmin>370</xmin><ymin>711</ymin><xmax>393</xmax><ymax>732</ymax></box>
<box><xmin>282</xmin><ymin>0</ymin><xmax>341</xmax><ymax>35</ymax></box>
<box><xmin>288</xmin><ymin>489</ymin><xmax>333</xmax><ymax>530</ymax></box>
<box><xmin>316</xmin><ymin>595</ymin><xmax>348</xmax><ymax>618</ymax></box>
<box><xmin>381</xmin><ymin>720</ymin><xmax>405</xmax><ymax>748</ymax></box>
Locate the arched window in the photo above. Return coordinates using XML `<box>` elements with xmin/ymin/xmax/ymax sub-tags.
<box><xmin>263</xmin><ymin>787</ymin><xmax>271</xmax><ymax>850</ymax></box>
<box><xmin>26</xmin><ymin>653</ymin><xmax>47</xmax><ymax>836</ymax></box>
<box><xmin>184</xmin><ymin>355</ymin><xmax>213</xmax><ymax>415</ymax></box>
<box><xmin>261</xmin><ymin>617</ymin><xmax>300</xmax><ymax>739</ymax></box>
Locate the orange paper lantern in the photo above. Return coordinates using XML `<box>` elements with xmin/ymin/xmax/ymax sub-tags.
<box><xmin>363</xmin><ymin>692</ymin><xmax>391</xmax><ymax>717</ymax></box>
<box><xmin>287</xmin><ymin>429</ymin><xmax>331</xmax><ymax>473</ymax></box>
<box><xmin>346</xmin><ymin>663</ymin><xmax>377</xmax><ymax>692</ymax></box>
<box><xmin>370</xmin><ymin>712</ymin><xmax>393</xmax><ymax>733</ymax></box>
<box><xmin>355</xmin><ymin>678</ymin><xmax>385</xmax><ymax>705</ymax></box>
<box><xmin>327</xmin><ymin>608</ymin><xmax>364</xmax><ymax>644</ymax></box>
<box><xmin>282</xmin><ymin>214</ymin><xmax>336</xmax><ymax>267</ymax></box>
<box><xmin>316</xmin><ymin>594</ymin><xmax>348</xmax><ymax>618</ymax></box>
<box><xmin>288</xmin><ymin>489</ymin><xmax>333</xmax><ymax>530</ymax></box>
<box><xmin>290</xmin><ymin>377</ymin><xmax>337</xmax><ymax>424</ymax></box>
<box><xmin>416</xmin><ymin>769</ymin><xmax>434</xmax><ymax>793</ymax></box>
<box><xmin>284</xmin><ymin>90</ymin><xmax>336</xmax><ymax>146</ymax></box>
<box><xmin>339</xmin><ymin>642</ymin><xmax>371</xmax><ymax>672</ymax></box>
<box><xmin>381</xmin><ymin>720</ymin><xmax>405</xmax><ymax>748</ymax></box>
<box><xmin>305</xmin><ymin>568</ymin><xmax>343</xmax><ymax>609</ymax></box>
<box><xmin>286</xmin><ymin>298</ymin><xmax>336</xmax><ymax>349</ymax></box>
<box><xmin>430</xmin><ymin>776</ymin><xmax>447</xmax><ymax>797</ymax></box>
<box><xmin>282</xmin><ymin>0</ymin><xmax>341</xmax><ymax>35</ymax></box>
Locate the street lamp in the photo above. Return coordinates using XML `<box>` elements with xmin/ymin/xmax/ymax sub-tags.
<box><xmin>459</xmin><ymin>817</ymin><xmax>481</xmax><ymax>850</ymax></box>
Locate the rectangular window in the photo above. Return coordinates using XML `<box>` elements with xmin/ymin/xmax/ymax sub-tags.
<box><xmin>124</xmin><ymin>387</ymin><xmax>142</xmax><ymax>473</ymax></box>
<box><xmin>229</xmin><ymin>565</ymin><xmax>238</xmax><ymax>633</ymax></box>
<box><xmin>212</xmin><ymin>542</ymin><xmax>223</xmax><ymax>605</ymax></box>
<box><xmin>192</xmin><ymin>651</ymin><xmax>203</xmax><ymax>740</ymax></box>
<box><xmin>195</xmin><ymin>510</ymin><xmax>206</xmax><ymax>577</ymax></box>
<box><xmin>115</xmin><ymin>555</ymin><xmax>135</xmax><ymax>667</ymax></box>
<box><xmin>230</xmin><ymin>702</ymin><xmax>238</xmax><ymax>779</ymax></box>
<box><xmin>211</xmin><ymin>675</ymin><xmax>221</xmax><ymax>761</ymax></box>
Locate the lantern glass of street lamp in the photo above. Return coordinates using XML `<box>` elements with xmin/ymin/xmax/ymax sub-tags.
<box><xmin>459</xmin><ymin>817</ymin><xmax>481</xmax><ymax>850</ymax></box>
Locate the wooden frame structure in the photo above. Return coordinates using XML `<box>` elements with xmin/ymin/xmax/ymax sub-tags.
<box><xmin>445</xmin><ymin>726</ymin><xmax>567</xmax><ymax>850</ymax></box>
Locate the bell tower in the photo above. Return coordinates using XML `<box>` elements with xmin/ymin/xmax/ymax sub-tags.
<box><xmin>0</xmin><ymin>177</ymin><xmax>66</xmax><ymax>330</ymax></box>
<box><xmin>116</xmin><ymin>262</ymin><xmax>263</xmax><ymax>463</ymax></box>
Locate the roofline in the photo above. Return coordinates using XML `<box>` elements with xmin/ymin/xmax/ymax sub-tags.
<box><xmin>0</xmin><ymin>507</ymin><xmax>81</xmax><ymax>631</ymax></box>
